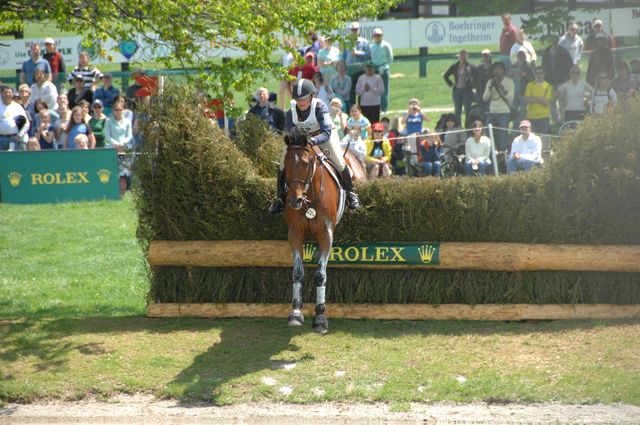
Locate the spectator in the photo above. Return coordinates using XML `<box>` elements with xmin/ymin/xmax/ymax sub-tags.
<box><xmin>559</xmin><ymin>23</ymin><xmax>583</xmax><ymax>65</ymax></box>
<box><xmin>370</xmin><ymin>27</ymin><xmax>394</xmax><ymax>113</ymax></box>
<box><xmin>609</xmin><ymin>62</ymin><xmax>637</xmax><ymax>103</ymax></box>
<box><xmin>444</xmin><ymin>49</ymin><xmax>475</xmax><ymax>126</ymax></box>
<box><xmin>346</xmin><ymin>104</ymin><xmax>371</xmax><ymax>140</ymax></box>
<box><xmin>589</xmin><ymin>72</ymin><xmax>617</xmax><ymax>115</ymax></box>
<box><xmin>342</xmin><ymin>21</ymin><xmax>370</xmax><ymax>106</ymax></box>
<box><xmin>35</xmin><ymin>109</ymin><xmax>56</xmax><ymax>149</ymax></box>
<box><xmin>26</xmin><ymin>137</ymin><xmax>41</xmax><ymax>151</ymax></box>
<box><xmin>112</xmin><ymin>95</ymin><xmax>134</xmax><ymax>122</ymax></box>
<box><xmin>30</xmin><ymin>99</ymin><xmax>59</xmax><ymax>138</ymax></box>
<box><xmin>20</xmin><ymin>43</ymin><xmax>52</xmax><ymax>87</ymax></box>
<box><xmin>312</xmin><ymin>72</ymin><xmax>334</xmax><ymax>108</ymax></box>
<box><xmin>247</xmin><ymin>87</ymin><xmax>285</xmax><ymax>133</ymax></box>
<box><xmin>89</xmin><ymin>99</ymin><xmax>108</xmax><ymax>148</ymax></box>
<box><xmin>93</xmin><ymin>73</ymin><xmax>120</xmax><ymax>116</ymax></box>
<box><xmin>54</xmin><ymin>93</ymin><xmax>71</xmax><ymax>149</ymax></box>
<box><xmin>42</xmin><ymin>38</ymin><xmax>66</xmax><ymax>87</ymax></box>
<box><xmin>629</xmin><ymin>59</ymin><xmax>640</xmax><ymax>85</ymax></box>
<box><xmin>402</xmin><ymin>98</ymin><xmax>426</xmax><ymax>136</ymax></box>
<box><xmin>438</xmin><ymin>113</ymin><xmax>467</xmax><ymax>154</ymax></box>
<box><xmin>464</xmin><ymin>121</ymin><xmax>492</xmax><ymax>176</ymax></box>
<box><xmin>365</xmin><ymin>122</ymin><xmax>392</xmax><ymax>178</ymax></box>
<box><xmin>77</xmin><ymin>99</ymin><xmax>91</xmax><ymax>124</ymax></box>
<box><xmin>104</xmin><ymin>102</ymin><xmax>134</xmax><ymax>196</ymax></box>
<box><xmin>30</xmin><ymin>68</ymin><xmax>58</xmax><ymax>111</ymax></box>
<box><xmin>482</xmin><ymin>61</ymin><xmax>514</xmax><ymax>152</ymax></box>
<box><xmin>355</xmin><ymin>64</ymin><xmax>384</xmax><ymax>124</ymax></box>
<box><xmin>506</xmin><ymin>120</ymin><xmax>542</xmax><ymax>174</ymax></box>
<box><xmin>329</xmin><ymin>60</ymin><xmax>351</xmax><ymax>112</ymax></box>
<box><xmin>329</xmin><ymin>97</ymin><xmax>348</xmax><ymax>139</ymax></box>
<box><xmin>508</xmin><ymin>50</ymin><xmax>535</xmax><ymax>125</ymax></box>
<box><xmin>510</xmin><ymin>30</ymin><xmax>537</xmax><ymax>65</ymax></box>
<box><xmin>74</xmin><ymin>133</ymin><xmax>89</xmax><ymax>149</ymax></box>
<box><xmin>317</xmin><ymin>37</ymin><xmax>340</xmax><ymax>85</ymax></box>
<box><xmin>380</xmin><ymin>116</ymin><xmax>392</xmax><ymax>139</ymax></box>
<box><xmin>557</xmin><ymin>65</ymin><xmax>593</xmax><ymax>122</ymax></box>
<box><xmin>340</xmin><ymin>125</ymin><xmax>367</xmax><ymax>169</ymax></box>
<box><xmin>16</xmin><ymin>84</ymin><xmax>33</xmax><ymax>133</ymax></box>
<box><xmin>279</xmin><ymin>36</ymin><xmax>296</xmax><ymax>110</ymax></box>
<box><xmin>524</xmin><ymin>66</ymin><xmax>552</xmax><ymax>135</ymax></box>
<box><xmin>586</xmin><ymin>33</ymin><xmax>615</xmax><ymax>86</ymax></box>
<box><xmin>585</xmin><ymin>19</ymin><xmax>616</xmax><ymax>51</ymax></box>
<box><xmin>68</xmin><ymin>51</ymin><xmax>103</xmax><ymax>89</ymax></box>
<box><xmin>474</xmin><ymin>49</ymin><xmax>493</xmax><ymax>112</ymax></box>
<box><xmin>0</xmin><ymin>86</ymin><xmax>29</xmax><ymax>151</ymax></box>
<box><xmin>417</xmin><ymin>130</ymin><xmax>442</xmax><ymax>177</ymax></box>
<box><xmin>499</xmin><ymin>14</ymin><xmax>518</xmax><ymax>59</ymax></box>
<box><xmin>541</xmin><ymin>34</ymin><xmax>573</xmax><ymax>125</ymax></box>
<box><xmin>68</xmin><ymin>74</ymin><xmax>93</xmax><ymax>109</ymax></box>
<box><xmin>300</xmin><ymin>30</ymin><xmax>321</xmax><ymax>59</ymax></box>
<box><xmin>64</xmin><ymin>106</ymin><xmax>95</xmax><ymax>149</ymax></box>
<box><xmin>289</xmin><ymin>51</ymin><xmax>319</xmax><ymax>82</ymax></box>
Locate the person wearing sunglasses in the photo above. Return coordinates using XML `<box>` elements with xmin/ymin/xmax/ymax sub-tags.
<box><xmin>557</xmin><ymin>65</ymin><xmax>593</xmax><ymax>123</ymax></box>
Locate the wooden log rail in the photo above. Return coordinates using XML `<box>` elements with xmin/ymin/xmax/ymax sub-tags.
<box><xmin>148</xmin><ymin>240</ymin><xmax>640</xmax><ymax>272</ymax></box>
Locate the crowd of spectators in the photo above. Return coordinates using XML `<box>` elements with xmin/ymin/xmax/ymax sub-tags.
<box><xmin>249</xmin><ymin>15</ymin><xmax>637</xmax><ymax>178</ymax></box>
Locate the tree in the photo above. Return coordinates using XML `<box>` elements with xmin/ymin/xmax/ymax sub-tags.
<box><xmin>1</xmin><ymin>0</ymin><xmax>397</xmax><ymax>102</ymax></box>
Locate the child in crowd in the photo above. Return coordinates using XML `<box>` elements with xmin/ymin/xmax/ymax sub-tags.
<box><xmin>26</xmin><ymin>137</ymin><xmax>41</xmax><ymax>151</ymax></box>
<box><xmin>402</xmin><ymin>98</ymin><xmax>429</xmax><ymax>136</ymax></box>
<box><xmin>418</xmin><ymin>129</ymin><xmax>443</xmax><ymax>177</ymax></box>
<box><xmin>74</xmin><ymin>134</ymin><xmax>89</xmax><ymax>149</ymax></box>
<box><xmin>36</xmin><ymin>109</ymin><xmax>56</xmax><ymax>149</ymax></box>
<box><xmin>346</xmin><ymin>104</ymin><xmax>371</xmax><ymax>140</ymax></box>
<box><xmin>341</xmin><ymin>125</ymin><xmax>367</xmax><ymax>169</ymax></box>
<box><xmin>366</xmin><ymin>122</ymin><xmax>392</xmax><ymax>178</ymax></box>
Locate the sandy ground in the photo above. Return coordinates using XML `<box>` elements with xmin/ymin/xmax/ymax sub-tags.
<box><xmin>2</xmin><ymin>394</ymin><xmax>640</xmax><ymax>424</ymax></box>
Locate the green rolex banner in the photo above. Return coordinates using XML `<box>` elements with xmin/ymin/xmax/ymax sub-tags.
<box><xmin>302</xmin><ymin>242</ymin><xmax>440</xmax><ymax>266</ymax></box>
<box><xmin>0</xmin><ymin>149</ymin><xmax>119</xmax><ymax>204</ymax></box>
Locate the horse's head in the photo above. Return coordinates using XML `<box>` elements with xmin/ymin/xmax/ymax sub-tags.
<box><xmin>284</xmin><ymin>133</ymin><xmax>315</xmax><ymax>210</ymax></box>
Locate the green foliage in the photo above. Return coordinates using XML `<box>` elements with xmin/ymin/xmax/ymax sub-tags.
<box><xmin>136</xmin><ymin>93</ymin><xmax>640</xmax><ymax>305</ymax></box>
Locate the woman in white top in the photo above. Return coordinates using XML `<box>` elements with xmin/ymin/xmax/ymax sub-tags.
<box><xmin>589</xmin><ymin>72</ymin><xmax>617</xmax><ymax>115</ymax></box>
<box><xmin>557</xmin><ymin>65</ymin><xmax>593</xmax><ymax>122</ymax></box>
<box><xmin>464</xmin><ymin>121</ymin><xmax>492</xmax><ymax>176</ymax></box>
<box><xmin>510</xmin><ymin>30</ymin><xmax>537</xmax><ymax>65</ymax></box>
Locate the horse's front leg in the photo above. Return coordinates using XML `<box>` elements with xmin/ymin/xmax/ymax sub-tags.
<box><xmin>312</xmin><ymin>227</ymin><xmax>333</xmax><ymax>335</ymax></box>
<box><xmin>287</xmin><ymin>231</ymin><xmax>305</xmax><ymax>326</ymax></box>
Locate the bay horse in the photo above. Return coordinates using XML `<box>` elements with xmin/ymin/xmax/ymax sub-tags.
<box><xmin>283</xmin><ymin>132</ymin><xmax>354</xmax><ymax>334</ymax></box>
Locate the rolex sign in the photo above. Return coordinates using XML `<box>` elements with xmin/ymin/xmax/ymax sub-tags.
<box><xmin>302</xmin><ymin>242</ymin><xmax>440</xmax><ymax>266</ymax></box>
<box><xmin>0</xmin><ymin>149</ymin><xmax>119</xmax><ymax>204</ymax></box>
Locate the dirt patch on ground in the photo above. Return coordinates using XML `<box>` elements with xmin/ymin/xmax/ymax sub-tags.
<box><xmin>2</xmin><ymin>394</ymin><xmax>640</xmax><ymax>424</ymax></box>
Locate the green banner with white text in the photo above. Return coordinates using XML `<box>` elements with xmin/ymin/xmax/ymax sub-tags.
<box><xmin>0</xmin><ymin>149</ymin><xmax>119</xmax><ymax>204</ymax></box>
<box><xmin>302</xmin><ymin>242</ymin><xmax>440</xmax><ymax>266</ymax></box>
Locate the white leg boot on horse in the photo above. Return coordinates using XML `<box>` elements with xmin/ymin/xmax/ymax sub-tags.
<box><xmin>287</xmin><ymin>246</ymin><xmax>305</xmax><ymax>326</ymax></box>
<box><xmin>268</xmin><ymin>170</ymin><xmax>287</xmax><ymax>214</ymax></box>
<box><xmin>340</xmin><ymin>166</ymin><xmax>361</xmax><ymax>209</ymax></box>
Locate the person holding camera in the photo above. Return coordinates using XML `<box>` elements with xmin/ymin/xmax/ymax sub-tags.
<box><xmin>482</xmin><ymin>61</ymin><xmax>514</xmax><ymax>152</ymax></box>
<box><xmin>401</xmin><ymin>98</ymin><xmax>427</xmax><ymax>136</ymax></box>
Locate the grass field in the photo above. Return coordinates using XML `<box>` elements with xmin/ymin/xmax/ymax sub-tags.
<box><xmin>1</xmin><ymin>196</ymin><xmax>639</xmax><ymax>406</ymax></box>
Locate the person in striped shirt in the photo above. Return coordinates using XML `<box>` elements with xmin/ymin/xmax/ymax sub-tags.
<box><xmin>68</xmin><ymin>51</ymin><xmax>103</xmax><ymax>90</ymax></box>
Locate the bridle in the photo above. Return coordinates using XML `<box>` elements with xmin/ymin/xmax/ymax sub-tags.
<box><xmin>286</xmin><ymin>145</ymin><xmax>317</xmax><ymax>197</ymax></box>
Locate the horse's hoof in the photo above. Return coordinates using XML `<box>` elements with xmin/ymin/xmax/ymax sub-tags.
<box><xmin>312</xmin><ymin>314</ymin><xmax>328</xmax><ymax>335</ymax></box>
<box><xmin>287</xmin><ymin>311</ymin><xmax>304</xmax><ymax>326</ymax></box>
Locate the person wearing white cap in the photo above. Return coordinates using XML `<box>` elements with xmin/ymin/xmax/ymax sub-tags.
<box><xmin>43</xmin><ymin>37</ymin><xmax>66</xmax><ymax>87</ymax></box>
<box><xmin>370</xmin><ymin>27</ymin><xmax>393</xmax><ymax>112</ymax></box>
<box><xmin>341</xmin><ymin>21</ymin><xmax>370</xmax><ymax>107</ymax></box>
<box><xmin>585</xmin><ymin>18</ymin><xmax>616</xmax><ymax>51</ymax></box>
<box><xmin>506</xmin><ymin>120</ymin><xmax>542</xmax><ymax>174</ymax></box>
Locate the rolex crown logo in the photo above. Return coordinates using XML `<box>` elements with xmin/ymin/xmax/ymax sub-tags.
<box><xmin>303</xmin><ymin>244</ymin><xmax>316</xmax><ymax>262</ymax></box>
<box><xmin>8</xmin><ymin>171</ymin><xmax>21</xmax><ymax>187</ymax></box>
<box><xmin>97</xmin><ymin>169</ymin><xmax>111</xmax><ymax>184</ymax></box>
<box><xmin>418</xmin><ymin>244</ymin><xmax>436</xmax><ymax>264</ymax></box>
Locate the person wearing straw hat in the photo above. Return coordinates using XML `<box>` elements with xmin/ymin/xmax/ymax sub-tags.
<box><xmin>506</xmin><ymin>120</ymin><xmax>542</xmax><ymax>174</ymax></box>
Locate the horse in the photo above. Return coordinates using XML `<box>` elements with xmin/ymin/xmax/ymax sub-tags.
<box><xmin>283</xmin><ymin>133</ymin><xmax>350</xmax><ymax>334</ymax></box>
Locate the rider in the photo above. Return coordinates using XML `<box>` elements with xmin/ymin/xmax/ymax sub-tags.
<box><xmin>268</xmin><ymin>78</ymin><xmax>361</xmax><ymax>214</ymax></box>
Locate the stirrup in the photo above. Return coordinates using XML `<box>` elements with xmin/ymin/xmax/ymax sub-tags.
<box><xmin>347</xmin><ymin>192</ymin><xmax>361</xmax><ymax>209</ymax></box>
<box><xmin>268</xmin><ymin>198</ymin><xmax>284</xmax><ymax>214</ymax></box>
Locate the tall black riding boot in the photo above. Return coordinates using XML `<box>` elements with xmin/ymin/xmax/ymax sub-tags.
<box><xmin>340</xmin><ymin>167</ymin><xmax>361</xmax><ymax>209</ymax></box>
<box><xmin>267</xmin><ymin>170</ymin><xmax>286</xmax><ymax>214</ymax></box>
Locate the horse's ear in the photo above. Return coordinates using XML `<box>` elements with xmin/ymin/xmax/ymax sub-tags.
<box><xmin>284</xmin><ymin>135</ymin><xmax>293</xmax><ymax>146</ymax></box>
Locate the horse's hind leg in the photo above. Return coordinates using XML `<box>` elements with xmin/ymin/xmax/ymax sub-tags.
<box><xmin>312</xmin><ymin>228</ymin><xmax>333</xmax><ymax>335</ymax></box>
<box><xmin>287</xmin><ymin>234</ymin><xmax>305</xmax><ymax>326</ymax></box>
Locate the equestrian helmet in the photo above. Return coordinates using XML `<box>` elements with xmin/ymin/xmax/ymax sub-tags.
<box><xmin>291</xmin><ymin>78</ymin><xmax>316</xmax><ymax>100</ymax></box>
